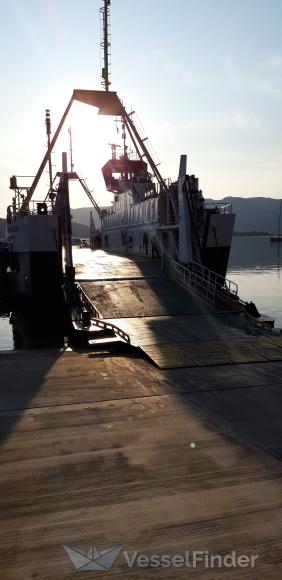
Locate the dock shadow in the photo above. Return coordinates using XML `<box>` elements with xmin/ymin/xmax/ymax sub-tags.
<box><xmin>0</xmin><ymin>349</ymin><xmax>63</xmax><ymax>447</ymax></box>
<box><xmin>162</xmin><ymin>360</ymin><xmax>282</xmax><ymax>463</ymax></box>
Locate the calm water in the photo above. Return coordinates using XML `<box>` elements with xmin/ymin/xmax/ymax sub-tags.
<box><xmin>227</xmin><ymin>236</ymin><xmax>282</xmax><ymax>327</ymax></box>
<box><xmin>0</xmin><ymin>237</ymin><xmax>281</xmax><ymax>350</ymax></box>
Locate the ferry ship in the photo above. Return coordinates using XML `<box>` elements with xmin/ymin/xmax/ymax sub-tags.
<box><xmin>5</xmin><ymin>0</ymin><xmax>235</xmax><ymax>313</ymax></box>
<box><xmin>90</xmin><ymin>0</ymin><xmax>235</xmax><ymax>278</ymax></box>
<box><xmin>93</xmin><ymin>143</ymin><xmax>235</xmax><ymax>278</ymax></box>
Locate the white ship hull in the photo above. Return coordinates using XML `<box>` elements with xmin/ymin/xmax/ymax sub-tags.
<box><xmin>101</xmin><ymin>193</ymin><xmax>160</xmax><ymax>255</ymax></box>
<box><xmin>94</xmin><ymin>156</ymin><xmax>235</xmax><ymax>278</ymax></box>
<box><xmin>6</xmin><ymin>214</ymin><xmax>62</xmax><ymax>305</ymax></box>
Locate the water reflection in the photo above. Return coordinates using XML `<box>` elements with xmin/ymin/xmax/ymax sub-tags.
<box><xmin>228</xmin><ymin>237</ymin><xmax>282</xmax><ymax>327</ymax></box>
<box><xmin>228</xmin><ymin>236</ymin><xmax>281</xmax><ymax>269</ymax></box>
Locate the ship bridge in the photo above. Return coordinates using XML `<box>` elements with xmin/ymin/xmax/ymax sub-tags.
<box><xmin>102</xmin><ymin>157</ymin><xmax>148</xmax><ymax>193</ymax></box>
<box><xmin>102</xmin><ymin>154</ymin><xmax>158</xmax><ymax>201</ymax></box>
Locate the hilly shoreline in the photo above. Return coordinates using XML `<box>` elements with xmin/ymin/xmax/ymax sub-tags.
<box><xmin>71</xmin><ymin>196</ymin><xmax>282</xmax><ymax>236</ymax></box>
<box><xmin>1</xmin><ymin>196</ymin><xmax>281</xmax><ymax>238</ymax></box>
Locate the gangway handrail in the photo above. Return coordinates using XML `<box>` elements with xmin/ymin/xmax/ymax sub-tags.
<box><xmin>65</xmin><ymin>282</ymin><xmax>131</xmax><ymax>344</ymax></box>
<box><xmin>189</xmin><ymin>260</ymin><xmax>238</xmax><ymax>297</ymax></box>
<box><xmin>166</xmin><ymin>259</ymin><xmax>241</xmax><ymax>306</ymax></box>
<box><xmin>75</xmin><ymin>282</ymin><xmax>100</xmax><ymax>318</ymax></box>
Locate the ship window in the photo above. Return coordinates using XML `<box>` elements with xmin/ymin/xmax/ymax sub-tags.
<box><xmin>37</xmin><ymin>202</ymin><xmax>47</xmax><ymax>215</ymax></box>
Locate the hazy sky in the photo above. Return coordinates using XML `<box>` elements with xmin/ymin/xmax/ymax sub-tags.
<box><xmin>1</xmin><ymin>0</ymin><xmax>282</xmax><ymax>216</ymax></box>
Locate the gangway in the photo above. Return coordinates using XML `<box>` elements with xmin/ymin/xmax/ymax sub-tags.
<box><xmin>75</xmin><ymin>251</ymin><xmax>278</xmax><ymax>368</ymax></box>
<box><xmin>63</xmin><ymin>280</ymin><xmax>130</xmax><ymax>347</ymax></box>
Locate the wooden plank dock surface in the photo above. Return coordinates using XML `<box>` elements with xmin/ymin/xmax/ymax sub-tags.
<box><xmin>0</xmin><ymin>349</ymin><xmax>282</xmax><ymax>579</ymax></box>
<box><xmin>1</xmin><ymin>250</ymin><xmax>282</xmax><ymax>578</ymax></box>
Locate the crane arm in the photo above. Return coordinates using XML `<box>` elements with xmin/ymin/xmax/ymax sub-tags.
<box><xmin>20</xmin><ymin>96</ymin><xmax>74</xmax><ymax>214</ymax></box>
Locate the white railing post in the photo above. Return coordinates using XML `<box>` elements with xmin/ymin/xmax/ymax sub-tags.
<box><xmin>166</xmin><ymin>258</ymin><xmax>239</xmax><ymax>307</ymax></box>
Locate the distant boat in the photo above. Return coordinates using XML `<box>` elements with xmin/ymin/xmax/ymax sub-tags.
<box><xmin>270</xmin><ymin>236</ymin><xmax>282</xmax><ymax>242</ymax></box>
<box><xmin>72</xmin><ymin>237</ymin><xmax>90</xmax><ymax>248</ymax></box>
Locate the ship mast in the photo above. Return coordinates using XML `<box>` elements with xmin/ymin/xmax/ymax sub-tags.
<box><xmin>100</xmin><ymin>0</ymin><xmax>111</xmax><ymax>91</ymax></box>
<box><xmin>45</xmin><ymin>109</ymin><xmax>54</xmax><ymax>200</ymax></box>
<box><xmin>19</xmin><ymin>0</ymin><xmax>166</xmax><ymax>216</ymax></box>
<box><xmin>68</xmin><ymin>126</ymin><xmax>74</xmax><ymax>172</ymax></box>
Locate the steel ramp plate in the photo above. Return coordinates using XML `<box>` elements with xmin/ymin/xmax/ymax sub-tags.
<box><xmin>264</xmin><ymin>335</ymin><xmax>282</xmax><ymax>348</ymax></box>
<box><xmin>80</xmin><ymin>278</ymin><xmax>210</xmax><ymax>319</ymax></box>
<box><xmin>142</xmin><ymin>338</ymin><xmax>282</xmax><ymax>369</ymax></box>
<box><xmin>77</xmin><ymin>253</ymin><xmax>282</xmax><ymax>369</ymax></box>
<box><xmin>105</xmin><ymin>314</ymin><xmax>249</xmax><ymax>347</ymax></box>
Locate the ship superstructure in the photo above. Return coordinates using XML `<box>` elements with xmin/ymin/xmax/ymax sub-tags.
<box><xmin>99</xmin><ymin>142</ymin><xmax>235</xmax><ymax>277</ymax></box>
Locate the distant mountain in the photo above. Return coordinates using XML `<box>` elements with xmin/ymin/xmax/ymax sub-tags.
<box><xmin>205</xmin><ymin>197</ymin><xmax>281</xmax><ymax>234</ymax></box>
<box><xmin>71</xmin><ymin>197</ymin><xmax>282</xmax><ymax>234</ymax></box>
<box><xmin>1</xmin><ymin>197</ymin><xmax>281</xmax><ymax>239</ymax></box>
<box><xmin>71</xmin><ymin>207</ymin><xmax>102</xmax><ymax>229</ymax></box>
<box><xmin>71</xmin><ymin>221</ymin><xmax>90</xmax><ymax>237</ymax></box>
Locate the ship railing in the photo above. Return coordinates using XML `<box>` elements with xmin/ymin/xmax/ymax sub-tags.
<box><xmin>64</xmin><ymin>282</ymin><xmax>130</xmax><ymax>343</ymax></box>
<box><xmin>10</xmin><ymin>199</ymin><xmax>54</xmax><ymax>218</ymax></box>
<box><xmin>166</xmin><ymin>259</ymin><xmax>239</xmax><ymax>306</ymax></box>
<box><xmin>127</xmin><ymin>150</ymin><xmax>141</xmax><ymax>161</ymax></box>
<box><xmin>29</xmin><ymin>200</ymin><xmax>54</xmax><ymax>215</ymax></box>
<box><xmin>101</xmin><ymin>207</ymin><xmax>112</xmax><ymax>216</ymax></box>
<box><xmin>204</xmin><ymin>202</ymin><xmax>232</xmax><ymax>214</ymax></box>
<box><xmin>158</xmin><ymin>212</ymin><xmax>179</xmax><ymax>227</ymax></box>
<box><xmin>73</xmin><ymin>282</ymin><xmax>100</xmax><ymax>319</ymax></box>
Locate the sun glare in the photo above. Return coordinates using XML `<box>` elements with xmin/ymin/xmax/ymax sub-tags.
<box><xmin>53</xmin><ymin>100</ymin><xmax>119</xmax><ymax>208</ymax></box>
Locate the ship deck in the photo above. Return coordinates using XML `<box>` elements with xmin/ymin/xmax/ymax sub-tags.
<box><xmin>1</xmin><ymin>250</ymin><xmax>282</xmax><ymax>578</ymax></box>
